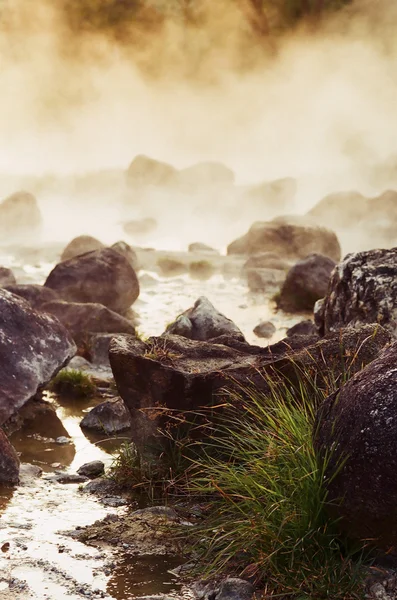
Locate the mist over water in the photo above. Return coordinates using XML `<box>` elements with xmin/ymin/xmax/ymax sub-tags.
<box><xmin>1</xmin><ymin>0</ymin><xmax>397</xmax><ymax>249</ymax></box>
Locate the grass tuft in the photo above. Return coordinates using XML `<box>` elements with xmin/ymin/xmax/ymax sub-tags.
<box><xmin>49</xmin><ymin>369</ymin><xmax>97</xmax><ymax>398</ymax></box>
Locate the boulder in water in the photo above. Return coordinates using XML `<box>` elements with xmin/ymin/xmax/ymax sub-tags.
<box><xmin>61</xmin><ymin>235</ymin><xmax>105</xmax><ymax>262</ymax></box>
<box><xmin>0</xmin><ymin>191</ymin><xmax>42</xmax><ymax>236</ymax></box>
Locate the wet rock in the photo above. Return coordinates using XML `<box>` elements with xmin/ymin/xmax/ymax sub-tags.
<box><xmin>44</xmin><ymin>248</ymin><xmax>140</xmax><ymax>314</ymax></box>
<box><xmin>0</xmin><ymin>290</ymin><xmax>76</xmax><ymax>425</ymax></box>
<box><xmin>188</xmin><ymin>242</ymin><xmax>219</xmax><ymax>254</ymax></box>
<box><xmin>315</xmin><ymin>340</ymin><xmax>397</xmax><ymax>549</ymax></box>
<box><xmin>318</xmin><ymin>247</ymin><xmax>397</xmax><ymax>336</ymax></box>
<box><xmin>77</xmin><ymin>460</ymin><xmax>105</xmax><ymax>479</ymax></box>
<box><xmin>123</xmin><ymin>217</ymin><xmax>158</xmax><ymax>236</ymax></box>
<box><xmin>80</xmin><ymin>397</ymin><xmax>131</xmax><ymax>434</ymax></box>
<box><xmin>0</xmin><ymin>267</ymin><xmax>16</xmax><ymax>286</ymax></box>
<box><xmin>3</xmin><ymin>396</ymin><xmax>70</xmax><ymax>438</ymax></box>
<box><xmin>157</xmin><ymin>257</ymin><xmax>187</xmax><ymax>276</ymax></box>
<box><xmin>193</xmin><ymin>577</ymin><xmax>254</xmax><ymax>600</ymax></box>
<box><xmin>286</xmin><ymin>320</ymin><xmax>318</xmax><ymax>338</ymax></box>
<box><xmin>0</xmin><ymin>191</ymin><xmax>42</xmax><ymax>236</ymax></box>
<box><xmin>55</xmin><ymin>436</ymin><xmax>72</xmax><ymax>445</ymax></box>
<box><xmin>82</xmin><ymin>477</ymin><xmax>120</xmax><ymax>497</ymax></box>
<box><xmin>253</xmin><ymin>321</ymin><xmax>276</xmax><ymax>339</ymax></box>
<box><xmin>60</xmin><ymin>235</ymin><xmax>105</xmax><ymax>262</ymax></box>
<box><xmin>166</xmin><ymin>297</ymin><xmax>244</xmax><ymax>342</ymax></box>
<box><xmin>19</xmin><ymin>463</ymin><xmax>43</xmax><ymax>486</ymax></box>
<box><xmin>278</xmin><ymin>254</ymin><xmax>336</xmax><ymax>313</ymax></box>
<box><xmin>307</xmin><ymin>190</ymin><xmax>368</xmax><ymax>228</ymax></box>
<box><xmin>53</xmin><ymin>473</ymin><xmax>89</xmax><ymax>484</ymax></box>
<box><xmin>41</xmin><ymin>300</ymin><xmax>136</xmax><ymax>345</ymax></box>
<box><xmin>111</xmin><ymin>241</ymin><xmax>139</xmax><ymax>270</ymax></box>
<box><xmin>126</xmin><ymin>154</ymin><xmax>177</xmax><ymax>187</ymax></box>
<box><xmin>4</xmin><ymin>284</ymin><xmax>59</xmax><ymax>309</ymax></box>
<box><xmin>227</xmin><ymin>221</ymin><xmax>341</xmax><ymax>262</ymax></box>
<box><xmin>246</xmin><ymin>268</ymin><xmax>286</xmax><ymax>293</ymax></box>
<box><xmin>0</xmin><ymin>429</ymin><xmax>19</xmax><ymax>484</ymax></box>
<box><xmin>242</xmin><ymin>252</ymin><xmax>290</xmax><ymax>272</ymax></box>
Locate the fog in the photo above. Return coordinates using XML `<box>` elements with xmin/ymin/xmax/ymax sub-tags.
<box><xmin>1</xmin><ymin>0</ymin><xmax>397</xmax><ymax>250</ymax></box>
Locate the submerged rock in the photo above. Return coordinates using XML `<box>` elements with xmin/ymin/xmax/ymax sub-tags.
<box><xmin>315</xmin><ymin>341</ymin><xmax>397</xmax><ymax>549</ymax></box>
<box><xmin>278</xmin><ymin>254</ymin><xmax>336</xmax><ymax>313</ymax></box>
<box><xmin>41</xmin><ymin>300</ymin><xmax>136</xmax><ymax>345</ymax></box>
<box><xmin>0</xmin><ymin>429</ymin><xmax>19</xmax><ymax>485</ymax></box>
<box><xmin>60</xmin><ymin>235</ymin><xmax>105</xmax><ymax>262</ymax></box>
<box><xmin>166</xmin><ymin>297</ymin><xmax>244</xmax><ymax>341</ymax></box>
<box><xmin>0</xmin><ymin>267</ymin><xmax>16</xmax><ymax>286</ymax></box>
<box><xmin>227</xmin><ymin>221</ymin><xmax>341</xmax><ymax>262</ymax></box>
<box><xmin>0</xmin><ymin>290</ymin><xmax>76</xmax><ymax>426</ymax></box>
<box><xmin>80</xmin><ymin>397</ymin><xmax>131</xmax><ymax>434</ymax></box>
<box><xmin>44</xmin><ymin>248</ymin><xmax>140</xmax><ymax>314</ymax></box>
<box><xmin>318</xmin><ymin>247</ymin><xmax>397</xmax><ymax>336</ymax></box>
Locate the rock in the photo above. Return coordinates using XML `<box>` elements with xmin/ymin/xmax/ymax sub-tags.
<box><xmin>278</xmin><ymin>254</ymin><xmax>336</xmax><ymax>313</ymax></box>
<box><xmin>253</xmin><ymin>321</ymin><xmax>276</xmax><ymax>339</ymax></box>
<box><xmin>286</xmin><ymin>320</ymin><xmax>318</xmax><ymax>338</ymax></box>
<box><xmin>0</xmin><ymin>191</ymin><xmax>42</xmax><ymax>236</ymax></box>
<box><xmin>19</xmin><ymin>463</ymin><xmax>42</xmax><ymax>486</ymax></box>
<box><xmin>242</xmin><ymin>252</ymin><xmax>290</xmax><ymax>272</ymax></box>
<box><xmin>177</xmin><ymin>161</ymin><xmax>235</xmax><ymax>188</ymax></box>
<box><xmin>4</xmin><ymin>285</ymin><xmax>59</xmax><ymax>309</ymax></box>
<box><xmin>80</xmin><ymin>397</ymin><xmax>131</xmax><ymax>434</ymax></box>
<box><xmin>193</xmin><ymin>577</ymin><xmax>254</xmax><ymax>600</ymax></box>
<box><xmin>53</xmin><ymin>473</ymin><xmax>88</xmax><ymax>484</ymax></box>
<box><xmin>166</xmin><ymin>297</ymin><xmax>244</xmax><ymax>341</ymax></box>
<box><xmin>0</xmin><ymin>290</ymin><xmax>76</xmax><ymax>425</ymax></box>
<box><xmin>3</xmin><ymin>396</ymin><xmax>70</xmax><ymax>438</ymax></box>
<box><xmin>126</xmin><ymin>154</ymin><xmax>177</xmax><ymax>187</ymax></box>
<box><xmin>44</xmin><ymin>248</ymin><xmax>140</xmax><ymax>314</ymax></box>
<box><xmin>111</xmin><ymin>241</ymin><xmax>139</xmax><ymax>270</ymax></box>
<box><xmin>307</xmin><ymin>190</ymin><xmax>368</xmax><ymax>228</ymax></box>
<box><xmin>318</xmin><ymin>247</ymin><xmax>397</xmax><ymax>336</ymax></box>
<box><xmin>227</xmin><ymin>221</ymin><xmax>341</xmax><ymax>262</ymax></box>
<box><xmin>82</xmin><ymin>477</ymin><xmax>120</xmax><ymax>497</ymax></box>
<box><xmin>123</xmin><ymin>218</ymin><xmax>157</xmax><ymax>236</ymax></box>
<box><xmin>41</xmin><ymin>300</ymin><xmax>136</xmax><ymax>345</ymax></box>
<box><xmin>84</xmin><ymin>333</ymin><xmax>117</xmax><ymax>366</ymax></box>
<box><xmin>188</xmin><ymin>242</ymin><xmax>219</xmax><ymax>254</ymax></box>
<box><xmin>244</xmin><ymin>177</ymin><xmax>297</xmax><ymax>213</ymax></box>
<box><xmin>189</xmin><ymin>261</ymin><xmax>215</xmax><ymax>280</ymax></box>
<box><xmin>0</xmin><ymin>429</ymin><xmax>19</xmax><ymax>484</ymax></box>
<box><xmin>77</xmin><ymin>460</ymin><xmax>105</xmax><ymax>479</ymax></box>
<box><xmin>60</xmin><ymin>235</ymin><xmax>105</xmax><ymax>262</ymax></box>
<box><xmin>314</xmin><ymin>340</ymin><xmax>397</xmax><ymax>549</ymax></box>
<box><xmin>157</xmin><ymin>257</ymin><xmax>187</xmax><ymax>276</ymax></box>
<box><xmin>246</xmin><ymin>268</ymin><xmax>286</xmax><ymax>293</ymax></box>
<box><xmin>0</xmin><ymin>267</ymin><xmax>16</xmax><ymax>286</ymax></box>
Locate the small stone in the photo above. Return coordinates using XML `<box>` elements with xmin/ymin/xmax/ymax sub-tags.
<box><xmin>55</xmin><ymin>436</ymin><xmax>71</xmax><ymax>445</ymax></box>
<box><xmin>253</xmin><ymin>321</ymin><xmax>276</xmax><ymax>339</ymax></box>
<box><xmin>77</xmin><ymin>461</ymin><xmax>105</xmax><ymax>479</ymax></box>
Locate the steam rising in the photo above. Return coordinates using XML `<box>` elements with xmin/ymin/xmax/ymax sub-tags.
<box><xmin>1</xmin><ymin>0</ymin><xmax>397</xmax><ymax>249</ymax></box>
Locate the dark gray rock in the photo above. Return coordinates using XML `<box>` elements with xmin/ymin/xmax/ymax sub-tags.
<box><xmin>278</xmin><ymin>254</ymin><xmax>336</xmax><ymax>313</ymax></box>
<box><xmin>0</xmin><ymin>429</ymin><xmax>19</xmax><ymax>484</ymax></box>
<box><xmin>166</xmin><ymin>297</ymin><xmax>244</xmax><ymax>341</ymax></box>
<box><xmin>286</xmin><ymin>320</ymin><xmax>318</xmax><ymax>338</ymax></box>
<box><xmin>41</xmin><ymin>300</ymin><xmax>136</xmax><ymax>345</ymax></box>
<box><xmin>193</xmin><ymin>577</ymin><xmax>254</xmax><ymax>600</ymax></box>
<box><xmin>4</xmin><ymin>284</ymin><xmax>59</xmax><ymax>309</ymax></box>
<box><xmin>315</xmin><ymin>340</ymin><xmax>397</xmax><ymax>549</ymax></box>
<box><xmin>227</xmin><ymin>221</ymin><xmax>341</xmax><ymax>262</ymax></box>
<box><xmin>44</xmin><ymin>248</ymin><xmax>140</xmax><ymax>314</ymax></box>
<box><xmin>0</xmin><ymin>191</ymin><xmax>42</xmax><ymax>236</ymax></box>
<box><xmin>77</xmin><ymin>460</ymin><xmax>105</xmax><ymax>479</ymax></box>
<box><xmin>318</xmin><ymin>247</ymin><xmax>397</xmax><ymax>336</ymax></box>
<box><xmin>60</xmin><ymin>235</ymin><xmax>105</xmax><ymax>262</ymax></box>
<box><xmin>80</xmin><ymin>397</ymin><xmax>131</xmax><ymax>434</ymax></box>
<box><xmin>0</xmin><ymin>289</ymin><xmax>76</xmax><ymax>426</ymax></box>
<box><xmin>0</xmin><ymin>267</ymin><xmax>16</xmax><ymax>286</ymax></box>
<box><xmin>253</xmin><ymin>321</ymin><xmax>276</xmax><ymax>339</ymax></box>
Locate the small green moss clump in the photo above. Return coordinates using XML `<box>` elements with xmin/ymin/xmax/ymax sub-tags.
<box><xmin>49</xmin><ymin>369</ymin><xmax>97</xmax><ymax>398</ymax></box>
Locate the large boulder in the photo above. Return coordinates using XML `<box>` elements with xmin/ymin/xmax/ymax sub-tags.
<box><xmin>243</xmin><ymin>177</ymin><xmax>297</xmax><ymax>213</ymax></box>
<box><xmin>307</xmin><ymin>190</ymin><xmax>368</xmax><ymax>228</ymax></box>
<box><xmin>44</xmin><ymin>248</ymin><xmax>140</xmax><ymax>314</ymax></box>
<box><xmin>315</xmin><ymin>341</ymin><xmax>397</xmax><ymax>549</ymax></box>
<box><xmin>0</xmin><ymin>191</ymin><xmax>42</xmax><ymax>235</ymax></box>
<box><xmin>0</xmin><ymin>429</ymin><xmax>19</xmax><ymax>485</ymax></box>
<box><xmin>318</xmin><ymin>247</ymin><xmax>397</xmax><ymax>336</ymax></box>
<box><xmin>278</xmin><ymin>254</ymin><xmax>336</xmax><ymax>313</ymax></box>
<box><xmin>0</xmin><ymin>289</ymin><xmax>76</xmax><ymax>425</ymax></box>
<box><xmin>126</xmin><ymin>155</ymin><xmax>177</xmax><ymax>187</ymax></box>
<box><xmin>4</xmin><ymin>284</ymin><xmax>59</xmax><ymax>309</ymax></box>
<box><xmin>165</xmin><ymin>297</ymin><xmax>244</xmax><ymax>341</ymax></box>
<box><xmin>0</xmin><ymin>267</ymin><xmax>16</xmax><ymax>286</ymax></box>
<box><xmin>61</xmin><ymin>235</ymin><xmax>105</xmax><ymax>262</ymax></box>
<box><xmin>41</xmin><ymin>301</ymin><xmax>136</xmax><ymax>345</ymax></box>
<box><xmin>227</xmin><ymin>221</ymin><xmax>341</xmax><ymax>262</ymax></box>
